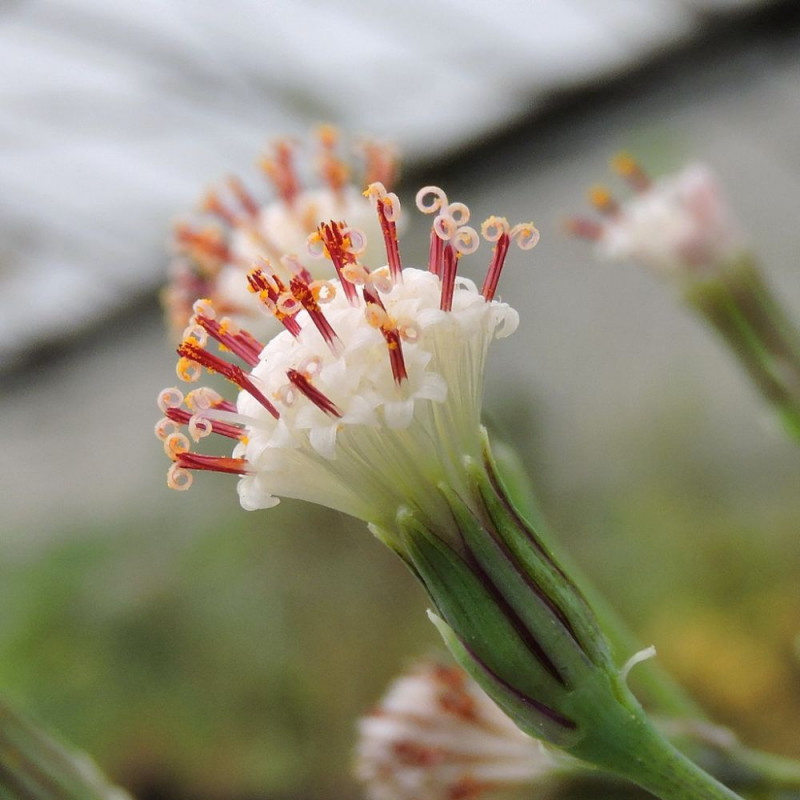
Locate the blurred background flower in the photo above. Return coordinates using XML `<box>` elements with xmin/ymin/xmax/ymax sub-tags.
<box><xmin>1</xmin><ymin>1</ymin><xmax>800</xmax><ymax>799</ymax></box>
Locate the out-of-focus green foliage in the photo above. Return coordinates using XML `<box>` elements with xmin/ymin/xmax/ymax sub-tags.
<box><xmin>0</xmin><ymin>500</ymin><xmax>436</xmax><ymax>800</ymax></box>
<box><xmin>547</xmin><ymin>417</ymin><xmax>800</xmax><ymax>761</ymax></box>
<box><xmin>0</xmin><ymin>698</ymin><xmax>132</xmax><ymax>800</ymax></box>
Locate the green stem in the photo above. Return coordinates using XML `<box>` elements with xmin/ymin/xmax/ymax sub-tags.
<box><xmin>551</xmin><ymin>747</ymin><xmax>800</xmax><ymax>800</ymax></box>
<box><xmin>655</xmin><ymin>719</ymin><xmax>800</xmax><ymax>794</ymax></box>
<box><xmin>570</xmin><ymin>707</ymin><xmax>745</xmax><ymax>800</ymax></box>
<box><xmin>730</xmin><ymin>262</ymin><xmax>800</xmax><ymax>366</ymax></box>
<box><xmin>730</xmin><ymin>262</ymin><xmax>800</xmax><ymax>440</ymax></box>
<box><xmin>629</xmin><ymin>738</ymin><xmax>744</xmax><ymax>800</ymax></box>
<box><xmin>684</xmin><ymin>257</ymin><xmax>800</xmax><ymax>441</ymax></box>
<box><xmin>731</xmin><ymin>746</ymin><xmax>800</xmax><ymax>790</ymax></box>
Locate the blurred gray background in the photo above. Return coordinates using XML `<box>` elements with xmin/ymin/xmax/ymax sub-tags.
<box><xmin>1</xmin><ymin>2</ymin><xmax>800</xmax><ymax>799</ymax></box>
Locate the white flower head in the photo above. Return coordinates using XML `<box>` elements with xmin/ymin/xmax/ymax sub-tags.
<box><xmin>355</xmin><ymin>661</ymin><xmax>556</xmax><ymax>800</ymax></box>
<box><xmin>569</xmin><ymin>155</ymin><xmax>746</xmax><ymax>278</ymax></box>
<box><xmin>163</xmin><ymin>125</ymin><xmax>398</xmax><ymax>338</ymax></box>
<box><xmin>156</xmin><ymin>183</ymin><xmax>538</xmax><ymax>534</ymax></box>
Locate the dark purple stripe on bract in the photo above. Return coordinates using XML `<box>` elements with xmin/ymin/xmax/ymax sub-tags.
<box><xmin>460</xmin><ymin>637</ymin><xmax>578</xmax><ymax>731</ymax></box>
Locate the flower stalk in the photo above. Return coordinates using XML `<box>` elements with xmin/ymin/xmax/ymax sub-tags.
<box><xmin>659</xmin><ymin>719</ymin><xmax>800</xmax><ymax>796</ymax></box>
<box><xmin>684</xmin><ymin>254</ymin><xmax>800</xmax><ymax>440</ymax></box>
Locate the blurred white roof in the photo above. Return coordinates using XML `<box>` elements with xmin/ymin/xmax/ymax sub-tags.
<box><xmin>0</xmin><ymin>0</ymin><xmax>775</xmax><ymax>367</ymax></box>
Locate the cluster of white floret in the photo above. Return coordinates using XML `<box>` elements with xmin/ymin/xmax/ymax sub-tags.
<box><xmin>355</xmin><ymin>661</ymin><xmax>557</xmax><ymax>800</ymax></box>
<box><xmin>157</xmin><ymin>181</ymin><xmax>537</xmax><ymax>531</ymax></box>
<box><xmin>164</xmin><ymin>127</ymin><xmax>397</xmax><ymax>338</ymax></box>
<box><xmin>570</xmin><ymin>155</ymin><xmax>744</xmax><ymax>278</ymax></box>
<box><xmin>598</xmin><ymin>165</ymin><xmax>743</xmax><ymax>276</ymax></box>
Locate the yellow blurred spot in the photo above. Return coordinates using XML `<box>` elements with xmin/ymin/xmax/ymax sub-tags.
<box><xmin>317</xmin><ymin>123</ymin><xmax>339</xmax><ymax>148</ymax></box>
<box><xmin>611</xmin><ymin>152</ymin><xmax>639</xmax><ymax>177</ymax></box>
<box><xmin>588</xmin><ymin>185</ymin><xmax>615</xmax><ymax>212</ymax></box>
